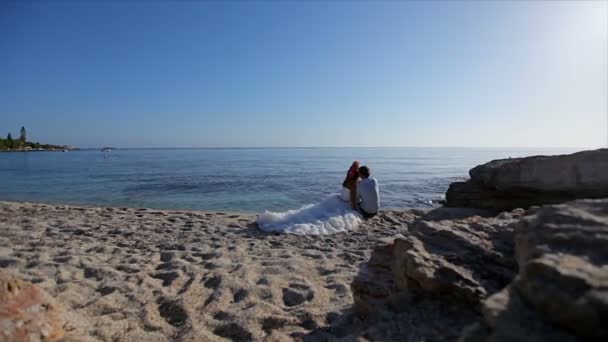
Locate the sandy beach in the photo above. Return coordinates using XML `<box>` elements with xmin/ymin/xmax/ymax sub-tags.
<box><xmin>0</xmin><ymin>201</ymin><xmax>419</xmax><ymax>341</ymax></box>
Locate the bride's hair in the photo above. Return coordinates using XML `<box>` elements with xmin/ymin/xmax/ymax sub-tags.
<box><xmin>347</xmin><ymin>161</ymin><xmax>360</xmax><ymax>179</ymax></box>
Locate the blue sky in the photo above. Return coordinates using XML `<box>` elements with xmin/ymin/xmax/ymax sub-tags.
<box><xmin>1</xmin><ymin>1</ymin><xmax>606</xmax><ymax>148</ymax></box>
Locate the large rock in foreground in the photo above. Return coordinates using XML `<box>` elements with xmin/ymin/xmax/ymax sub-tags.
<box><xmin>352</xmin><ymin>200</ymin><xmax>608</xmax><ymax>341</ymax></box>
<box><xmin>0</xmin><ymin>272</ymin><xmax>65</xmax><ymax>342</ymax></box>
<box><xmin>446</xmin><ymin>149</ymin><xmax>608</xmax><ymax>210</ymax></box>
<box><xmin>391</xmin><ymin>209</ymin><xmax>520</xmax><ymax>307</ymax></box>
<box><xmin>461</xmin><ymin>199</ymin><xmax>608</xmax><ymax>341</ymax></box>
<box><xmin>351</xmin><ymin>208</ymin><xmax>522</xmax><ymax>339</ymax></box>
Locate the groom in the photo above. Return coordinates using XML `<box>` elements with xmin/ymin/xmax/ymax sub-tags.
<box><xmin>356</xmin><ymin>166</ymin><xmax>379</xmax><ymax>218</ymax></box>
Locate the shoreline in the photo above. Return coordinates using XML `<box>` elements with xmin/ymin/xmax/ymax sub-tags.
<box><xmin>0</xmin><ymin>200</ymin><xmax>262</xmax><ymax>217</ymax></box>
<box><xmin>0</xmin><ymin>199</ymin><xmax>438</xmax><ymax>216</ymax></box>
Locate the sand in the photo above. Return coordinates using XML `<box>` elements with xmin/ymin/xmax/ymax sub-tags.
<box><xmin>0</xmin><ymin>201</ymin><xmax>419</xmax><ymax>341</ymax></box>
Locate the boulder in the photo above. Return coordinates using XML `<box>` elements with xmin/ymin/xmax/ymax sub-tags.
<box><xmin>352</xmin><ymin>208</ymin><xmax>522</xmax><ymax>323</ymax></box>
<box><xmin>391</xmin><ymin>209</ymin><xmax>521</xmax><ymax>306</ymax></box>
<box><xmin>351</xmin><ymin>236</ymin><xmax>402</xmax><ymax>320</ymax></box>
<box><xmin>461</xmin><ymin>199</ymin><xmax>608</xmax><ymax>341</ymax></box>
<box><xmin>0</xmin><ymin>272</ymin><xmax>65</xmax><ymax>342</ymax></box>
<box><xmin>446</xmin><ymin>149</ymin><xmax>608</xmax><ymax>210</ymax></box>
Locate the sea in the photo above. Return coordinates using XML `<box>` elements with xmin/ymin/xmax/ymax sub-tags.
<box><xmin>0</xmin><ymin>147</ymin><xmax>578</xmax><ymax>213</ymax></box>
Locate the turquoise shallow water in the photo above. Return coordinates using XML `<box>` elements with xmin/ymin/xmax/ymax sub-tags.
<box><xmin>0</xmin><ymin>147</ymin><xmax>577</xmax><ymax>212</ymax></box>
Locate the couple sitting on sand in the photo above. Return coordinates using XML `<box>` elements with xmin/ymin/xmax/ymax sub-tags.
<box><xmin>256</xmin><ymin>160</ymin><xmax>379</xmax><ymax>235</ymax></box>
<box><xmin>340</xmin><ymin>161</ymin><xmax>380</xmax><ymax>219</ymax></box>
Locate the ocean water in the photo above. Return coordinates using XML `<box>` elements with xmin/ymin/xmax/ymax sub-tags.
<box><xmin>0</xmin><ymin>148</ymin><xmax>577</xmax><ymax>213</ymax></box>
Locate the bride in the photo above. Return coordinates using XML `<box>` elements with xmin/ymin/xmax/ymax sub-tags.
<box><xmin>257</xmin><ymin>161</ymin><xmax>363</xmax><ymax>235</ymax></box>
<box><xmin>341</xmin><ymin>161</ymin><xmax>360</xmax><ymax>209</ymax></box>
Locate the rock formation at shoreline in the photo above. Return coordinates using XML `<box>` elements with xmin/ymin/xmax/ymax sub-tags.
<box><xmin>352</xmin><ymin>147</ymin><xmax>608</xmax><ymax>341</ymax></box>
<box><xmin>445</xmin><ymin>149</ymin><xmax>608</xmax><ymax>210</ymax></box>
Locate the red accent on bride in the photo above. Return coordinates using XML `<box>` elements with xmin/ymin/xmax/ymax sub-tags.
<box><xmin>347</xmin><ymin>161</ymin><xmax>360</xmax><ymax>179</ymax></box>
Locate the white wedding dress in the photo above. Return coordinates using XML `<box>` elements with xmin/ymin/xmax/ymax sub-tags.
<box><xmin>257</xmin><ymin>187</ymin><xmax>362</xmax><ymax>235</ymax></box>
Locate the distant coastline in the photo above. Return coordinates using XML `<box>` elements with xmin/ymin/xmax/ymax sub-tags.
<box><xmin>0</xmin><ymin>145</ymin><xmax>79</xmax><ymax>153</ymax></box>
<box><xmin>0</xmin><ymin>142</ymin><xmax>80</xmax><ymax>152</ymax></box>
<box><xmin>0</xmin><ymin>126</ymin><xmax>78</xmax><ymax>152</ymax></box>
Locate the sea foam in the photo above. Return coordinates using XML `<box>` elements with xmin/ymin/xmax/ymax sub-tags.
<box><xmin>256</xmin><ymin>194</ymin><xmax>362</xmax><ymax>235</ymax></box>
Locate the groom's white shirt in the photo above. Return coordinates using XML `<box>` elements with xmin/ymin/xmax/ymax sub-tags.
<box><xmin>357</xmin><ymin>177</ymin><xmax>379</xmax><ymax>213</ymax></box>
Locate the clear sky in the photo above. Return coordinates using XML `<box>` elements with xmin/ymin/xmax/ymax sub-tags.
<box><xmin>1</xmin><ymin>1</ymin><xmax>606</xmax><ymax>148</ymax></box>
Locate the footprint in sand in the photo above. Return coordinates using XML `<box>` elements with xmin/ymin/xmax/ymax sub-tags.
<box><xmin>256</xmin><ymin>278</ymin><xmax>270</xmax><ymax>286</ymax></box>
<box><xmin>258</xmin><ymin>288</ymin><xmax>273</xmax><ymax>301</ymax></box>
<box><xmin>261</xmin><ymin>316</ymin><xmax>290</xmax><ymax>333</ymax></box>
<box><xmin>325</xmin><ymin>283</ymin><xmax>348</xmax><ymax>296</ymax></box>
<box><xmin>282</xmin><ymin>283</ymin><xmax>314</xmax><ymax>307</ymax></box>
<box><xmin>53</xmin><ymin>255</ymin><xmax>72</xmax><ymax>263</ymax></box>
<box><xmin>150</xmin><ymin>271</ymin><xmax>181</xmax><ymax>287</ymax></box>
<box><xmin>182</xmin><ymin>255</ymin><xmax>199</xmax><ymax>263</ymax></box>
<box><xmin>97</xmin><ymin>286</ymin><xmax>117</xmax><ymax>296</ymax></box>
<box><xmin>213</xmin><ymin>323</ymin><xmax>252</xmax><ymax>342</ymax></box>
<box><xmin>203</xmin><ymin>293</ymin><xmax>218</xmax><ymax>307</ymax></box>
<box><xmin>317</xmin><ymin>267</ymin><xmax>337</xmax><ymax>276</ymax></box>
<box><xmin>297</xmin><ymin>311</ymin><xmax>318</xmax><ymax>330</ymax></box>
<box><xmin>301</xmin><ymin>252</ymin><xmax>324</xmax><ymax>260</ymax></box>
<box><xmin>0</xmin><ymin>258</ymin><xmax>23</xmax><ymax>268</ymax></box>
<box><xmin>213</xmin><ymin>311</ymin><xmax>235</xmax><ymax>321</ymax></box>
<box><xmin>160</xmin><ymin>251</ymin><xmax>176</xmax><ymax>262</ymax></box>
<box><xmin>232</xmin><ymin>288</ymin><xmax>249</xmax><ymax>303</ymax></box>
<box><xmin>83</xmin><ymin>266</ymin><xmax>102</xmax><ymax>280</ymax></box>
<box><xmin>203</xmin><ymin>262</ymin><xmax>221</xmax><ymax>270</ymax></box>
<box><xmin>198</xmin><ymin>252</ymin><xmax>221</xmax><ymax>260</ymax></box>
<box><xmin>203</xmin><ymin>275</ymin><xmax>222</xmax><ymax>289</ymax></box>
<box><xmin>155</xmin><ymin>262</ymin><xmax>173</xmax><ymax>271</ymax></box>
<box><xmin>157</xmin><ymin>297</ymin><xmax>188</xmax><ymax>327</ymax></box>
<box><xmin>177</xmin><ymin>275</ymin><xmax>195</xmax><ymax>295</ymax></box>
<box><xmin>116</xmin><ymin>264</ymin><xmax>140</xmax><ymax>274</ymax></box>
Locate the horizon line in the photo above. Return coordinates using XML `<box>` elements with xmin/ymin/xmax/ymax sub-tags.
<box><xmin>81</xmin><ymin>146</ymin><xmax>596</xmax><ymax>150</ymax></box>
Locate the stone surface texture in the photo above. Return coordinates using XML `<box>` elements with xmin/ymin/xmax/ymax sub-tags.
<box><xmin>352</xmin><ymin>200</ymin><xmax>608</xmax><ymax>341</ymax></box>
<box><xmin>461</xmin><ymin>199</ymin><xmax>608</xmax><ymax>341</ymax></box>
<box><xmin>351</xmin><ymin>207</ymin><xmax>523</xmax><ymax>339</ymax></box>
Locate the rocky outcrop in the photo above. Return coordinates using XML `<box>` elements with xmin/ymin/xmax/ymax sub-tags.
<box><xmin>445</xmin><ymin>149</ymin><xmax>608</xmax><ymax>210</ymax></box>
<box><xmin>352</xmin><ymin>200</ymin><xmax>608</xmax><ymax>341</ymax></box>
<box><xmin>0</xmin><ymin>272</ymin><xmax>65</xmax><ymax>342</ymax></box>
<box><xmin>461</xmin><ymin>199</ymin><xmax>608</xmax><ymax>341</ymax></box>
<box><xmin>351</xmin><ymin>207</ymin><xmax>523</xmax><ymax>324</ymax></box>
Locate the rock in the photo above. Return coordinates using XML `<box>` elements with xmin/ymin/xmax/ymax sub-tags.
<box><xmin>417</xmin><ymin>206</ymin><xmax>499</xmax><ymax>221</ymax></box>
<box><xmin>0</xmin><ymin>271</ymin><xmax>65</xmax><ymax>342</ymax></box>
<box><xmin>445</xmin><ymin>149</ymin><xmax>608</xmax><ymax>210</ymax></box>
<box><xmin>353</xmin><ymin>200</ymin><xmax>608</xmax><ymax>340</ymax></box>
<box><xmin>391</xmin><ymin>210</ymin><xmax>520</xmax><ymax>306</ymax></box>
<box><xmin>352</xmin><ymin>208</ymin><xmax>521</xmax><ymax>325</ymax></box>
<box><xmin>462</xmin><ymin>199</ymin><xmax>608</xmax><ymax>341</ymax></box>
<box><xmin>351</xmin><ymin>236</ymin><xmax>400</xmax><ymax>319</ymax></box>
